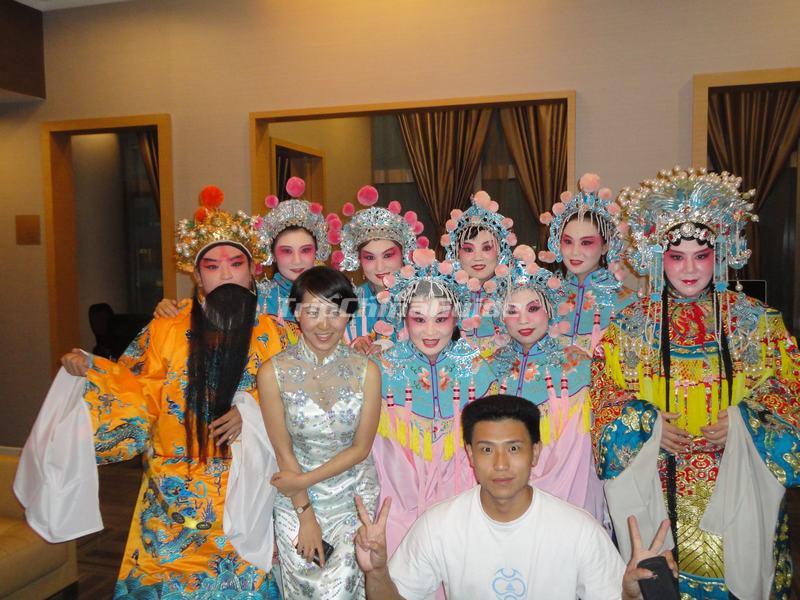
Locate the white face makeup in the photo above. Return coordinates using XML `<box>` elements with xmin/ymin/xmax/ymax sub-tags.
<box><xmin>560</xmin><ymin>218</ymin><xmax>607</xmax><ymax>282</ymax></box>
<box><xmin>274</xmin><ymin>228</ymin><xmax>316</xmax><ymax>281</ymax></box>
<box><xmin>405</xmin><ymin>297</ymin><xmax>457</xmax><ymax>361</ymax></box>
<box><xmin>458</xmin><ymin>229</ymin><xmax>499</xmax><ymax>283</ymax></box>
<box><xmin>663</xmin><ymin>238</ymin><xmax>715</xmax><ymax>298</ymax></box>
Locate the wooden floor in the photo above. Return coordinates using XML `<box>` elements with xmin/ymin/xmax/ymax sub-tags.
<box><xmin>69</xmin><ymin>458</ymin><xmax>800</xmax><ymax>599</ymax></box>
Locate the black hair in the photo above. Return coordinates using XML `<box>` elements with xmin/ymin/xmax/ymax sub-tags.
<box><xmin>289</xmin><ymin>265</ymin><xmax>359</xmax><ymax>317</ymax></box>
<box><xmin>271</xmin><ymin>225</ymin><xmax>317</xmax><ymax>255</ymax></box>
<box><xmin>461</xmin><ymin>394</ymin><xmax>540</xmax><ymax>446</ymax></box>
<box><xmin>186</xmin><ymin>283</ymin><xmax>257</xmax><ymax>462</ymax></box>
<box><xmin>357</xmin><ymin>239</ymin><xmax>402</xmax><ymax>254</ymax></box>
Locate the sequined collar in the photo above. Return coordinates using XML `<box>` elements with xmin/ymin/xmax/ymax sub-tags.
<box><xmin>297</xmin><ymin>337</ymin><xmax>348</xmax><ymax>367</ymax></box>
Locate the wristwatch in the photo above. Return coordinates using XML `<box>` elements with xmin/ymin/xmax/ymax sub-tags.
<box><xmin>294</xmin><ymin>501</ymin><xmax>311</xmax><ymax>515</ymax></box>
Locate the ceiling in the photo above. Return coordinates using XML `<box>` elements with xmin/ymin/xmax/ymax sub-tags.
<box><xmin>15</xmin><ymin>0</ymin><xmax>131</xmax><ymax>11</ymax></box>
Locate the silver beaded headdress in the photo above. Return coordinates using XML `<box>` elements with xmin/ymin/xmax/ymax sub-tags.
<box><xmin>337</xmin><ymin>185</ymin><xmax>424</xmax><ymax>272</ymax></box>
<box><xmin>258</xmin><ymin>177</ymin><xmax>337</xmax><ymax>266</ymax></box>
<box><xmin>617</xmin><ymin>167</ymin><xmax>756</xmax><ymax>299</ymax></box>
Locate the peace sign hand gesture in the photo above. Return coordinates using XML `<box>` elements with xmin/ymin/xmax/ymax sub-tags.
<box><xmin>354</xmin><ymin>495</ymin><xmax>391</xmax><ymax>573</ymax></box>
<box><xmin>622</xmin><ymin>516</ymin><xmax>678</xmax><ymax>600</ymax></box>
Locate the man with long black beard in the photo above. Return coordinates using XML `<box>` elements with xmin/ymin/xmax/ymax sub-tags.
<box><xmin>31</xmin><ymin>187</ymin><xmax>285</xmax><ymax>598</ymax></box>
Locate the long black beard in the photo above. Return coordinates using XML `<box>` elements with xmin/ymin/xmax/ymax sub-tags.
<box><xmin>185</xmin><ymin>283</ymin><xmax>257</xmax><ymax>460</ymax></box>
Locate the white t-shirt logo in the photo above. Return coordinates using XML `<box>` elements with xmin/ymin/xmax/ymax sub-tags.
<box><xmin>491</xmin><ymin>568</ymin><xmax>527</xmax><ymax>599</ymax></box>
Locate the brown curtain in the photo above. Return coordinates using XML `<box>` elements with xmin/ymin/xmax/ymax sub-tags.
<box><xmin>137</xmin><ymin>129</ymin><xmax>160</xmax><ymax>215</ymax></box>
<box><xmin>499</xmin><ymin>101</ymin><xmax>568</xmax><ymax>250</ymax></box>
<box><xmin>397</xmin><ymin>108</ymin><xmax>492</xmax><ymax>248</ymax></box>
<box><xmin>707</xmin><ymin>84</ymin><xmax>800</xmax><ymax>278</ymax></box>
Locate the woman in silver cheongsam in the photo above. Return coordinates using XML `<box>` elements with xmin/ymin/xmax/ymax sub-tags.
<box><xmin>259</xmin><ymin>266</ymin><xmax>381</xmax><ymax>599</ymax></box>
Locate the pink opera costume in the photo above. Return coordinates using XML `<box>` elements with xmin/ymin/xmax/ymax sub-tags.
<box><xmin>371</xmin><ymin>248</ymin><xmax>498</xmax><ymax>555</ymax></box>
<box><xmin>488</xmin><ymin>246</ymin><xmax>606</xmax><ymax>521</ymax></box>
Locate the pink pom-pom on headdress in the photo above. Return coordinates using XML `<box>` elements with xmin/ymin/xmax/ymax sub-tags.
<box><xmin>440</xmin><ymin>234</ymin><xmax>451</xmax><ymax>247</ymax></box>
<box><xmin>494</xmin><ymin>264</ymin><xmax>509</xmax><ymax>277</ymax></box>
<box><xmin>473</xmin><ymin>192</ymin><xmax>491</xmax><ymax>209</ymax></box>
<box><xmin>525</xmin><ymin>262</ymin><xmax>540</xmax><ymax>276</ymax></box>
<box><xmin>404</xmin><ymin>211</ymin><xmax>418</xmax><ymax>225</ymax></box>
<box><xmin>417</xmin><ymin>236</ymin><xmax>430</xmax><ymax>249</ymax></box>
<box><xmin>579</xmin><ymin>173</ymin><xmax>601</xmax><ymax>193</ymax></box>
<box><xmin>445</xmin><ymin>219</ymin><xmax>458</xmax><ymax>232</ymax></box>
<box><xmin>387</xmin><ymin>200</ymin><xmax>402</xmax><ymax>214</ymax></box>
<box><xmin>552</xmin><ymin>202</ymin><xmax>566</xmax><ymax>216</ymax></box>
<box><xmin>607</xmin><ymin>202</ymin><xmax>621</xmax><ymax>216</ymax></box>
<box><xmin>450</xmin><ymin>208</ymin><xmax>463</xmax><ymax>220</ymax></box>
<box><xmin>400</xmin><ymin>265</ymin><xmax>415</xmax><ymax>278</ymax></box>
<box><xmin>557</xmin><ymin>301</ymin><xmax>573</xmax><ymax>316</ymax></box>
<box><xmin>327</xmin><ymin>230</ymin><xmax>341</xmax><ymax>245</ymax></box>
<box><xmin>265</xmin><ymin>194</ymin><xmax>280</xmax><ymax>209</ymax></box>
<box><xmin>547</xmin><ymin>276</ymin><xmax>561</xmax><ymax>290</ymax></box>
<box><xmin>488</xmin><ymin>200</ymin><xmax>500</xmax><ymax>213</ymax></box>
<box><xmin>412</xmin><ymin>248</ymin><xmax>436</xmax><ymax>268</ymax></box>
<box><xmin>616</xmin><ymin>222</ymin><xmax>630</xmax><ymax>235</ymax></box>
<box><xmin>342</xmin><ymin>202</ymin><xmax>355</xmax><ymax>216</ymax></box>
<box><xmin>373</xmin><ymin>320</ymin><xmax>394</xmax><ymax>336</ymax></box>
<box><xmin>376</xmin><ymin>290</ymin><xmax>391</xmax><ymax>304</ymax></box>
<box><xmin>507</xmin><ymin>233</ymin><xmax>518</xmax><ymax>246</ymax></box>
<box><xmin>331</xmin><ymin>250</ymin><xmax>345</xmax><ymax>269</ymax></box>
<box><xmin>455</xmin><ymin>270</ymin><xmax>469</xmax><ymax>285</ymax></box>
<box><xmin>286</xmin><ymin>176</ymin><xmax>306</xmax><ymax>198</ymax></box>
<box><xmin>539</xmin><ymin>212</ymin><xmax>553</xmax><ymax>225</ymax></box>
<box><xmin>412</xmin><ymin>221</ymin><xmax>424</xmax><ymax>235</ymax></box>
<box><xmin>467</xmin><ymin>277</ymin><xmax>482</xmax><ymax>292</ymax></box>
<box><xmin>438</xmin><ymin>260</ymin><xmax>454</xmax><ymax>275</ymax></box>
<box><xmin>501</xmin><ymin>217</ymin><xmax>514</xmax><ymax>229</ymax></box>
<box><xmin>598</xmin><ymin>187</ymin><xmax>613</xmax><ymax>201</ymax></box>
<box><xmin>513</xmin><ymin>245</ymin><xmax>536</xmax><ymax>262</ymax></box>
<box><xmin>557</xmin><ymin>320</ymin><xmax>572</xmax><ymax>335</ymax></box>
<box><xmin>538</xmin><ymin>250</ymin><xmax>557</xmax><ymax>264</ymax></box>
<box><xmin>309</xmin><ymin>202</ymin><xmax>323</xmax><ymax>215</ymax></box>
<box><xmin>357</xmin><ymin>185</ymin><xmax>379</xmax><ymax>207</ymax></box>
<box><xmin>382</xmin><ymin>273</ymin><xmax>396</xmax><ymax>287</ymax></box>
<box><xmin>483</xmin><ymin>279</ymin><xmax>497</xmax><ymax>294</ymax></box>
<box><xmin>559</xmin><ymin>191</ymin><xmax>572</xmax><ymax>203</ymax></box>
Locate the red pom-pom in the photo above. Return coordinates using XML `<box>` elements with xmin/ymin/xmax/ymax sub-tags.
<box><xmin>199</xmin><ymin>185</ymin><xmax>224</xmax><ymax>209</ymax></box>
<box><xmin>194</xmin><ymin>206</ymin><xmax>211</xmax><ymax>222</ymax></box>
<box><xmin>342</xmin><ymin>202</ymin><xmax>356</xmax><ymax>216</ymax></box>
<box><xmin>264</xmin><ymin>194</ymin><xmax>280</xmax><ymax>209</ymax></box>
<box><xmin>387</xmin><ymin>201</ymin><xmax>402</xmax><ymax>214</ymax></box>
<box><xmin>326</xmin><ymin>212</ymin><xmax>340</xmax><ymax>223</ymax></box>
<box><xmin>404</xmin><ymin>211</ymin><xmax>418</xmax><ymax>225</ymax></box>
<box><xmin>331</xmin><ymin>250</ymin><xmax>345</xmax><ymax>269</ymax></box>
<box><xmin>309</xmin><ymin>202</ymin><xmax>323</xmax><ymax>215</ymax></box>
<box><xmin>286</xmin><ymin>177</ymin><xmax>306</xmax><ymax>198</ymax></box>
<box><xmin>328</xmin><ymin>230</ymin><xmax>341</xmax><ymax>245</ymax></box>
<box><xmin>417</xmin><ymin>236</ymin><xmax>430</xmax><ymax>249</ymax></box>
<box><xmin>413</xmin><ymin>221</ymin><xmax>424</xmax><ymax>235</ymax></box>
<box><xmin>357</xmin><ymin>185</ymin><xmax>379</xmax><ymax>207</ymax></box>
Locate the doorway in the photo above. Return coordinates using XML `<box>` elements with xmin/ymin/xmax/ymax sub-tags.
<box><xmin>41</xmin><ymin>114</ymin><xmax>174</xmax><ymax>368</ymax></box>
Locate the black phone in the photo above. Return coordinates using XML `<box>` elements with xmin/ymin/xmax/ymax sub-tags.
<box><xmin>637</xmin><ymin>556</ymin><xmax>679</xmax><ymax>600</ymax></box>
<box><xmin>312</xmin><ymin>539</ymin><xmax>335</xmax><ymax>567</ymax></box>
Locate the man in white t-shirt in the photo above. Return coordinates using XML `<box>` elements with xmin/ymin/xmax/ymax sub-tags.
<box><xmin>356</xmin><ymin>394</ymin><xmax>676</xmax><ymax>600</ymax></box>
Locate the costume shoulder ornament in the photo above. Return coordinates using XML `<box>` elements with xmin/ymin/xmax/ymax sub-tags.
<box><xmin>617</xmin><ymin>166</ymin><xmax>756</xmax><ymax>300</ymax></box>
<box><xmin>335</xmin><ymin>185</ymin><xmax>426</xmax><ymax>272</ymax></box>
<box><xmin>175</xmin><ymin>185</ymin><xmax>268</xmax><ymax>274</ymax></box>
<box><xmin>258</xmin><ymin>177</ymin><xmax>341</xmax><ymax>265</ymax></box>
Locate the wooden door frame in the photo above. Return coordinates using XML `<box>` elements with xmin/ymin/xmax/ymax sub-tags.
<box><xmin>41</xmin><ymin>114</ymin><xmax>174</xmax><ymax>368</ymax></box>
<box><xmin>249</xmin><ymin>91</ymin><xmax>576</xmax><ymax>214</ymax></box>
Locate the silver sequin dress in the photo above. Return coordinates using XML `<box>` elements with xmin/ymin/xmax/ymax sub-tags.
<box><xmin>272</xmin><ymin>340</ymin><xmax>379</xmax><ymax>599</ymax></box>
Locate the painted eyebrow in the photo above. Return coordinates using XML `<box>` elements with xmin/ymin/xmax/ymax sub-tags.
<box><xmin>200</xmin><ymin>252</ymin><xmax>246</xmax><ymax>263</ymax></box>
<box><xmin>474</xmin><ymin>439</ymin><xmax>527</xmax><ymax>445</ymax></box>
